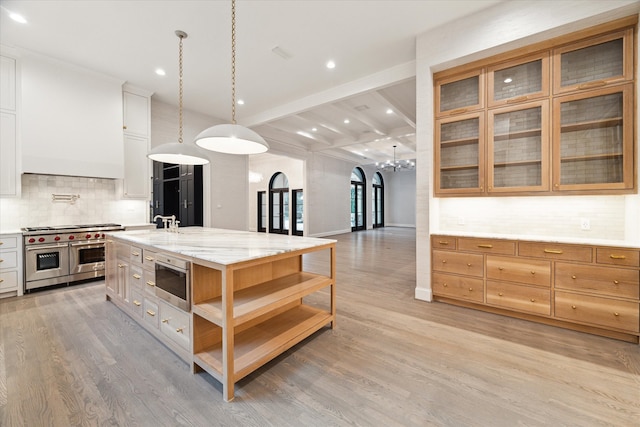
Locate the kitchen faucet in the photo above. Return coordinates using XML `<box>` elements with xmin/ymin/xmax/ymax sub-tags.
<box><xmin>153</xmin><ymin>215</ymin><xmax>178</xmax><ymax>231</ymax></box>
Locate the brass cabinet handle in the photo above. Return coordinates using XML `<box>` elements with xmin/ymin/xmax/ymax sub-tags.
<box><xmin>133</xmin><ymin>300</ymin><xmax>141</xmax><ymax>306</ymax></box>
<box><xmin>613</xmin><ymin>312</ymin><xmax>620</xmax><ymax>317</ymax></box>
<box><xmin>442</xmin><ymin>283</ymin><xmax>448</xmax><ymax>287</ymax></box>
<box><xmin>438</xmin><ymin>241</ymin><xmax>449</xmax><ymax>245</ymax></box>
<box><xmin>578</xmin><ymin>80</ymin><xmax>607</xmax><ymax>89</ymax></box>
<box><xmin>571</xmin><ymin>305</ymin><xmax>577</xmax><ymax>309</ymax></box>
<box><xmin>0</xmin><ymin>259</ymin><xmax>3</xmax><ymax>263</ymax></box>
<box><xmin>530</xmin><ymin>271</ymin><xmax>535</xmax><ymax>275</ymax></box>
<box><xmin>132</xmin><ymin>251</ymin><xmax>140</xmax><ymax>257</ymax></box>
<box><xmin>506</xmin><ymin>95</ymin><xmax>529</xmax><ymax>103</ymax></box>
<box><xmin>176</xmin><ymin>327</ymin><xmax>184</xmax><ymax>333</ymax></box>
<box><xmin>477</xmin><ymin>244</ymin><xmax>493</xmax><ymax>248</ymax></box>
<box><xmin>468</xmin><ymin>288</ymin><xmax>473</xmax><ymax>292</ymax></box>
<box><xmin>544</xmin><ymin>249</ymin><xmax>563</xmax><ymax>254</ymax></box>
<box><xmin>530</xmin><ymin>298</ymin><xmax>536</xmax><ymax>302</ymax></box>
<box><xmin>118</xmin><ymin>264</ymin><xmax>125</xmax><ymax>268</ymax></box>
<box><xmin>0</xmin><ymin>279</ymin><xmax>3</xmax><ymax>283</ymax></box>
<box><xmin>162</xmin><ymin>318</ymin><xmax>169</xmax><ymax>324</ymax></box>
<box><xmin>146</xmin><ymin>281</ymin><xmax>155</xmax><ymax>287</ymax></box>
<box><xmin>132</xmin><ymin>274</ymin><xmax>141</xmax><ymax>279</ymax></box>
<box><xmin>466</xmin><ymin>263</ymin><xmax>472</xmax><ymax>267</ymax></box>
<box><xmin>449</xmin><ymin>107</ymin><xmax>468</xmax><ymax>115</ymax></box>
<box><xmin>146</xmin><ymin>310</ymin><xmax>156</xmax><ymax>316</ymax></box>
<box><xmin>498</xmin><ymin>267</ymin><xmax>504</xmax><ymax>271</ymax></box>
<box><xmin>0</xmin><ymin>242</ymin><xmax>3</xmax><ymax>245</ymax></box>
<box><xmin>614</xmin><ymin>280</ymin><xmax>620</xmax><ymax>285</ymax></box>
<box><xmin>609</xmin><ymin>254</ymin><xmax>626</xmax><ymax>260</ymax></box>
<box><xmin>572</xmin><ymin>275</ymin><xmax>577</xmax><ymax>279</ymax></box>
<box><xmin>498</xmin><ymin>292</ymin><xmax>503</xmax><ymax>296</ymax></box>
<box><xmin>442</xmin><ymin>260</ymin><xmax>447</xmax><ymax>263</ymax></box>
<box><xmin>145</xmin><ymin>256</ymin><xmax>154</xmax><ymax>261</ymax></box>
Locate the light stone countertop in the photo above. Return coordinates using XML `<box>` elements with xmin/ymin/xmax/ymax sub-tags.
<box><xmin>432</xmin><ymin>230</ymin><xmax>640</xmax><ymax>248</ymax></box>
<box><xmin>107</xmin><ymin>227</ymin><xmax>337</xmax><ymax>266</ymax></box>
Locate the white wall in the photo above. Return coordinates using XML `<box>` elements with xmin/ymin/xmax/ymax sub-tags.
<box><xmin>20</xmin><ymin>52</ymin><xmax>124</xmax><ymax>179</ymax></box>
<box><xmin>384</xmin><ymin>170</ymin><xmax>416</xmax><ymax>228</ymax></box>
<box><xmin>247</xmin><ymin>153</ymin><xmax>304</xmax><ymax>233</ymax></box>
<box><xmin>150</xmin><ymin>99</ymin><xmax>248</xmax><ymax>230</ymax></box>
<box><xmin>415</xmin><ymin>0</ymin><xmax>640</xmax><ymax>302</ymax></box>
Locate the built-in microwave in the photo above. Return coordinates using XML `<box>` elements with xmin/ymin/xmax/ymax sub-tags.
<box><xmin>154</xmin><ymin>253</ymin><xmax>190</xmax><ymax>312</ymax></box>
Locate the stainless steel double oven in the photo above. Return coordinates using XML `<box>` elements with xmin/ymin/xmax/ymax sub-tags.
<box><xmin>22</xmin><ymin>224</ymin><xmax>123</xmax><ymax>291</ymax></box>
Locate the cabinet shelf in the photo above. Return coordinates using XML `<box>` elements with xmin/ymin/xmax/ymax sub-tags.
<box><xmin>194</xmin><ymin>305</ymin><xmax>332</xmax><ymax>382</ymax></box>
<box><xmin>494</xmin><ymin>159</ymin><xmax>541</xmax><ymax>168</ymax></box>
<box><xmin>192</xmin><ymin>272</ymin><xmax>332</xmax><ymax>327</ymax></box>
<box><xmin>441</xmin><ymin>164</ymin><xmax>479</xmax><ymax>172</ymax></box>
<box><xmin>440</xmin><ymin>137</ymin><xmax>479</xmax><ymax>147</ymax></box>
<box><xmin>560</xmin><ymin>153</ymin><xmax>623</xmax><ymax>163</ymax></box>
<box><xmin>493</xmin><ymin>128</ymin><xmax>541</xmax><ymax>142</ymax></box>
<box><xmin>560</xmin><ymin>117</ymin><xmax>622</xmax><ymax>133</ymax></box>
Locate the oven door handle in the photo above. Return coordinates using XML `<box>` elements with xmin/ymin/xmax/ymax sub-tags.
<box><xmin>26</xmin><ymin>243</ymin><xmax>69</xmax><ymax>251</ymax></box>
<box><xmin>70</xmin><ymin>241</ymin><xmax>105</xmax><ymax>248</ymax></box>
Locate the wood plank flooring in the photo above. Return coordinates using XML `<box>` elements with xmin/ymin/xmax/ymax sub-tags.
<box><xmin>1</xmin><ymin>227</ymin><xmax>639</xmax><ymax>426</ymax></box>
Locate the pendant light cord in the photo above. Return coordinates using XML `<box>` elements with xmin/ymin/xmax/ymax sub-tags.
<box><xmin>231</xmin><ymin>0</ymin><xmax>237</xmax><ymax>124</ymax></box>
<box><xmin>178</xmin><ymin>32</ymin><xmax>185</xmax><ymax>143</ymax></box>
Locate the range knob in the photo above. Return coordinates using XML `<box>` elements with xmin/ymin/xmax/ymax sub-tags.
<box><xmin>38</xmin><ymin>237</ymin><xmax>45</xmax><ymax>243</ymax></box>
<box><xmin>86</xmin><ymin>234</ymin><xmax>91</xmax><ymax>239</ymax></box>
<box><xmin>69</xmin><ymin>235</ymin><xmax>75</xmax><ymax>240</ymax></box>
<box><xmin>54</xmin><ymin>236</ymin><xmax>60</xmax><ymax>241</ymax></box>
<box><xmin>28</xmin><ymin>238</ymin><xmax>35</xmax><ymax>243</ymax></box>
<box><xmin>95</xmin><ymin>233</ymin><xmax>100</xmax><ymax>238</ymax></box>
<box><xmin>101</xmin><ymin>233</ymin><xmax>105</xmax><ymax>238</ymax></box>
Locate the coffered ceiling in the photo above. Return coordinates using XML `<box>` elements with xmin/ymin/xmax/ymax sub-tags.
<box><xmin>0</xmin><ymin>0</ymin><xmax>505</xmax><ymax>165</ymax></box>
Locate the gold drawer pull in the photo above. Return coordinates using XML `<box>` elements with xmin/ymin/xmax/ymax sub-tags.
<box><xmin>498</xmin><ymin>292</ymin><xmax>503</xmax><ymax>296</ymax></box>
<box><xmin>438</xmin><ymin>241</ymin><xmax>449</xmax><ymax>245</ymax></box>
<box><xmin>442</xmin><ymin>283</ymin><xmax>448</xmax><ymax>287</ymax></box>
<box><xmin>530</xmin><ymin>271</ymin><xmax>535</xmax><ymax>275</ymax></box>
<box><xmin>613</xmin><ymin>280</ymin><xmax>619</xmax><ymax>285</ymax></box>
<box><xmin>571</xmin><ymin>305</ymin><xmax>577</xmax><ymax>309</ymax></box>
<box><xmin>506</xmin><ymin>95</ymin><xmax>529</xmax><ymax>103</ymax></box>
<box><xmin>477</xmin><ymin>244</ymin><xmax>493</xmax><ymax>249</ymax></box>
<box><xmin>466</xmin><ymin>263</ymin><xmax>472</xmax><ymax>267</ymax></box>
<box><xmin>0</xmin><ymin>279</ymin><xmax>3</xmax><ymax>283</ymax></box>
<box><xmin>498</xmin><ymin>267</ymin><xmax>504</xmax><ymax>271</ymax></box>
<box><xmin>544</xmin><ymin>249</ymin><xmax>563</xmax><ymax>254</ymax></box>
<box><xmin>449</xmin><ymin>107</ymin><xmax>468</xmax><ymax>115</ymax></box>
<box><xmin>146</xmin><ymin>281</ymin><xmax>155</xmax><ymax>287</ymax></box>
<box><xmin>133</xmin><ymin>300</ymin><xmax>141</xmax><ymax>306</ymax></box>
<box><xmin>530</xmin><ymin>298</ymin><xmax>536</xmax><ymax>302</ymax></box>
<box><xmin>468</xmin><ymin>288</ymin><xmax>473</xmax><ymax>292</ymax></box>
<box><xmin>609</xmin><ymin>254</ymin><xmax>626</xmax><ymax>260</ymax></box>
<box><xmin>144</xmin><ymin>256</ymin><xmax>154</xmax><ymax>261</ymax></box>
<box><xmin>118</xmin><ymin>264</ymin><xmax>125</xmax><ymax>268</ymax></box>
<box><xmin>442</xmin><ymin>260</ymin><xmax>447</xmax><ymax>264</ymax></box>
<box><xmin>132</xmin><ymin>274</ymin><xmax>141</xmax><ymax>279</ymax></box>
<box><xmin>572</xmin><ymin>275</ymin><xmax>576</xmax><ymax>279</ymax></box>
<box><xmin>132</xmin><ymin>251</ymin><xmax>140</xmax><ymax>257</ymax></box>
<box><xmin>578</xmin><ymin>80</ymin><xmax>607</xmax><ymax>89</ymax></box>
<box><xmin>146</xmin><ymin>310</ymin><xmax>156</xmax><ymax>317</ymax></box>
<box><xmin>162</xmin><ymin>318</ymin><xmax>169</xmax><ymax>324</ymax></box>
<box><xmin>0</xmin><ymin>259</ymin><xmax>3</xmax><ymax>263</ymax></box>
<box><xmin>613</xmin><ymin>312</ymin><xmax>620</xmax><ymax>317</ymax></box>
<box><xmin>176</xmin><ymin>327</ymin><xmax>184</xmax><ymax>333</ymax></box>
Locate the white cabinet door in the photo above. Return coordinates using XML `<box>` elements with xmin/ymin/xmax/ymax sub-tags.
<box><xmin>123</xmin><ymin>134</ymin><xmax>149</xmax><ymax>199</ymax></box>
<box><xmin>0</xmin><ymin>55</ymin><xmax>16</xmax><ymax>111</ymax></box>
<box><xmin>123</xmin><ymin>91</ymin><xmax>149</xmax><ymax>137</ymax></box>
<box><xmin>0</xmin><ymin>112</ymin><xmax>18</xmax><ymax>196</ymax></box>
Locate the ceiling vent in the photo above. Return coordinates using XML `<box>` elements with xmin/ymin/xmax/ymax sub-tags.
<box><xmin>354</xmin><ymin>104</ymin><xmax>370</xmax><ymax>111</ymax></box>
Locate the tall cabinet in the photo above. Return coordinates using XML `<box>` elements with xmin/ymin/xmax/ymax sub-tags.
<box><xmin>122</xmin><ymin>84</ymin><xmax>152</xmax><ymax>199</ymax></box>
<box><xmin>0</xmin><ymin>49</ymin><xmax>20</xmax><ymax>197</ymax></box>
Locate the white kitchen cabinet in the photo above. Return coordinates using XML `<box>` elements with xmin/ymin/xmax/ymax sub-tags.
<box><xmin>121</xmin><ymin>85</ymin><xmax>152</xmax><ymax>199</ymax></box>
<box><xmin>0</xmin><ymin>233</ymin><xmax>24</xmax><ymax>298</ymax></box>
<box><xmin>0</xmin><ymin>52</ymin><xmax>20</xmax><ymax>197</ymax></box>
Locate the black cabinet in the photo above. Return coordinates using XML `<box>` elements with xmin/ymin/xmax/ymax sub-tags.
<box><xmin>152</xmin><ymin>162</ymin><xmax>203</xmax><ymax>228</ymax></box>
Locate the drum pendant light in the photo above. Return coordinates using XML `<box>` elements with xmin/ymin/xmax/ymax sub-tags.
<box><xmin>148</xmin><ymin>31</ymin><xmax>210</xmax><ymax>165</ymax></box>
<box><xmin>194</xmin><ymin>0</ymin><xmax>269</xmax><ymax>155</ymax></box>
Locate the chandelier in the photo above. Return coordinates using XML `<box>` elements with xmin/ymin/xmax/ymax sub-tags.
<box><xmin>376</xmin><ymin>145</ymin><xmax>415</xmax><ymax>172</ymax></box>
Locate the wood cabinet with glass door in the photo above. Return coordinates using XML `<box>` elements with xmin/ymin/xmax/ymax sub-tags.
<box><xmin>487</xmin><ymin>52</ymin><xmax>550</xmax><ymax>108</ymax></box>
<box><xmin>435</xmin><ymin>68</ymin><xmax>484</xmax><ymax>118</ymax></box>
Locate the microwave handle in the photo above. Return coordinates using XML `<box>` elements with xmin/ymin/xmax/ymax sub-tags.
<box><xmin>26</xmin><ymin>243</ymin><xmax>68</xmax><ymax>251</ymax></box>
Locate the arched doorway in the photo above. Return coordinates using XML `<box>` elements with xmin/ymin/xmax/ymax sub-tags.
<box><xmin>269</xmin><ymin>172</ymin><xmax>289</xmax><ymax>235</ymax></box>
<box><xmin>372</xmin><ymin>172</ymin><xmax>384</xmax><ymax>228</ymax></box>
<box><xmin>351</xmin><ymin>167</ymin><xmax>366</xmax><ymax>232</ymax></box>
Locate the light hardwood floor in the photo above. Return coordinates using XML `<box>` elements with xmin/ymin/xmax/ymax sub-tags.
<box><xmin>1</xmin><ymin>227</ymin><xmax>639</xmax><ymax>426</ymax></box>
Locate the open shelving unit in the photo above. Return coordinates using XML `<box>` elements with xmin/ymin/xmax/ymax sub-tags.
<box><xmin>190</xmin><ymin>242</ymin><xmax>336</xmax><ymax>401</ymax></box>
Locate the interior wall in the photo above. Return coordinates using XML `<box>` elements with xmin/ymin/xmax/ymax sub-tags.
<box><xmin>384</xmin><ymin>170</ymin><xmax>416</xmax><ymax>227</ymax></box>
<box><xmin>247</xmin><ymin>153</ymin><xmax>304</xmax><ymax>233</ymax></box>
<box><xmin>415</xmin><ymin>0</ymin><xmax>640</xmax><ymax>301</ymax></box>
<box><xmin>151</xmin><ymin>99</ymin><xmax>248</xmax><ymax>230</ymax></box>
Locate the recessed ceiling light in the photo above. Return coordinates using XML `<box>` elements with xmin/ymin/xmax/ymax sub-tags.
<box><xmin>386</xmin><ymin>108</ymin><xmax>393</xmax><ymax>114</ymax></box>
<box><xmin>326</xmin><ymin>60</ymin><xmax>336</xmax><ymax>69</ymax></box>
<box><xmin>311</xmin><ymin>128</ymin><xmax>317</xmax><ymax>132</ymax></box>
<box><xmin>237</xmin><ymin>99</ymin><xmax>245</xmax><ymax>105</ymax></box>
<box><xmin>504</xmin><ymin>77</ymin><xmax>513</xmax><ymax>83</ymax></box>
<box><xmin>343</xmin><ymin>119</ymin><xmax>350</xmax><ymax>124</ymax></box>
<box><xmin>9</xmin><ymin>12</ymin><xmax>27</xmax><ymax>24</ymax></box>
<box><xmin>155</xmin><ymin>68</ymin><xmax>166</xmax><ymax>76</ymax></box>
<box><xmin>297</xmin><ymin>131</ymin><xmax>312</xmax><ymax>138</ymax></box>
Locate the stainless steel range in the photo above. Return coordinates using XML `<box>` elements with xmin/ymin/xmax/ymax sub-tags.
<box><xmin>22</xmin><ymin>224</ymin><xmax>124</xmax><ymax>291</ymax></box>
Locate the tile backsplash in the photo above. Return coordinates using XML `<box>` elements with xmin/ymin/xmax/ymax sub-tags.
<box><xmin>0</xmin><ymin>174</ymin><xmax>148</xmax><ymax>230</ymax></box>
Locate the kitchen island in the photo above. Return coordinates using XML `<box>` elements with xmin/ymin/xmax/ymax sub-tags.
<box><xmin>105</xmin><ymin>227</ymin><xmax>336</xmax><ymax>401</ymax></box>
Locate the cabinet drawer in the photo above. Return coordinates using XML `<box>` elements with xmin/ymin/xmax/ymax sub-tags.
<box><xmin>518</xmin><ymin>242</ymin><xmax>592</xmax><ymax>262</ymax></box>
<box><xmin>130</xmin><ymin>265</ymin><xmax>144</xmax><ymax>290</ymax></box>
<box><xmin>0</xmin><ymin>236</ymin><xmax>18</xmax><ymax>249</ymax></box>
<box><xmin>144</xmin><ymin>298</ymin><xmax>159</xmax><ymax>329</ymax></box>
<box><xmin>555</xmin><ymin>291</ymin><xmax>639</xmax><ymax>333</ymax></box>
<box><xmin>432</xmin><ymin>250</ymin><xmax>483</xmax><ymax>277</ymax></box>
<box><xmin>143</xmin><ymin>269</ymin><xmax>156</xmax><ymax>296</ymax></box>
<box><xmin>0</xmin><ymin>270</ymin><xmax>18</xmax><ymax>291</ymax></box>
<box><xmin>432</xmin><ymin>272</ymin><xmax>484</xmax><ymax>303</ymax></box>
<box><xmin>0</xmin><ymin>250</ymin><xmax>18</xmax><ymax>269</ymax></box>
<box><xmin>130</xmin><ymin>288</ymin><xmax>144</xmax><ymax>319</ymax></box>
<box><xmin>431</xmin><ymin>235</ymin><xmax>457</xmax><ymax>250</ymax></box>
<box><xmin>116</xmin><ymin>242</ymin><xmax>130</xmax><ymax>259</ymax></box>
<box><xmin>555</xmin><ymin>263</ymin><xmax>639</xmax><ymax>299</ymax></box>
<box><xmin>457</xmin><ymin>237</ymin><xmax>515</xmax><ymax>255</ymax></box>
<box><xmin>143</xmin><ymin>249</ymin><xmax>157</xmax><ymax>271</ymax></box>
<box><xmin>487</xmin><ymin>281</ymin><xmax>550</xmax><ymax>316</ymax></box>
<box><xmin>486</xmin><ymin>255</ymin><xmax>551</xmax><ymax>287</ymax></box>
<box><xmin>130</xmin><ymin>246</ymin><xmax>143</xmax><ymax>265</ymax></box>
<box><xmin>159</xmin><ymin>301</ymin><xmax>190</xmax><ymax>350</ymax></box>
<box><xmin>596</xmin><ymin>248</ymin><xmax>639</xmax><ymax>268</ymax></box>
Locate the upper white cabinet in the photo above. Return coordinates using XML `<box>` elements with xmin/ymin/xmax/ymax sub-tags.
<box><xmin>0</xmin><ymin>52</ymin><xmax>20</xmax><ymax>197</ymax></box>
<box><xmin>122</xmin><ymin>85</ymin><xmax>152</xmax><ymax>199</ymax></box>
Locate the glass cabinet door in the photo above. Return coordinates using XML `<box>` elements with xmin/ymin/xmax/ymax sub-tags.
<box><xmin>553</xmin><ymin>28</ymin><xmax>633</xmax><ymax>94</ymax></box>
<box><xmin>488</xmin><ymin>53</ymin><xmax>549</xmax><ymax>107</ymax></box>
<box><xmin>553</xmin><ymin>84</ymin><xmax>633</xmax><ymax>191</ymax></box>
<box><xmin>435</xmin><ymin>112</ymin><xmax>484</xmax><ymax>195</ymax></box>
<box><xmin>435</xmin><ymin>69</ymin><xmax>484</xmax><ymax>117</ymax></box>
<box><xmin>488</xmin><ymin>101</ymin><xmax>549</xmax><ymax>193</ymax></box>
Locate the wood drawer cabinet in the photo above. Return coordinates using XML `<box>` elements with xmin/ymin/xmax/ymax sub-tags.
<box><xmin>159</xmin><ymin>300</ymin><xmax>191</xmax><ymax>351</ymax></box>
<box><xmin>431</xmin><ymin>234</ymin><xmax>640</xmax><ymax>343</ymax></box>
<box><xmin>0</xmin><ymin>233</ymin><xmax>23</xmax><ymax>298</ymax></box>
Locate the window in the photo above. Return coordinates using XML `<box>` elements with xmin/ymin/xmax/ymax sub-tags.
<box><xmin>292</xmin><ymin>189</ymin><xmax>303</xmax><ymax>236</ymax></box>
<box><xmin>257</xmin><ymin>191</ymin><xmax>266</xmax><ymax>232</ymax></box>
<box><xmin>351</xmin><ymin>167</ymin><xmax>366</xmax><ymax>231</ymax></box>
<box><xmin>269</xmin><ymin>172</ymin><xmax>289</xmax><ymax>235</ymax></box>
<box><xmin>372</xmin><ymin>172</ymin><xmax>384</xmax><ymax>228</ymax></box>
